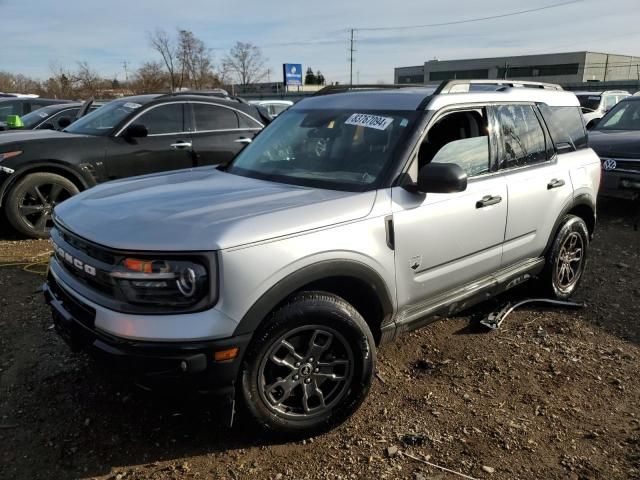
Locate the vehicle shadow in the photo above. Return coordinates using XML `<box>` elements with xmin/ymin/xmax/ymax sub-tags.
<box><xmin>8</xmin><ymin>357</ymin><xmax>291</xmax><ymax>479</ymax></box>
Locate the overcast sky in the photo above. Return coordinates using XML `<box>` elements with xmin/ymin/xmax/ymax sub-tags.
<box><xmin>2</xmin><ymin>0</ymin><xmax>639</xmax><ymax>84</ymax></box>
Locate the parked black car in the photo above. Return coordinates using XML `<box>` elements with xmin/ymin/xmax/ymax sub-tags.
<box><xmin>0</xmin><ymin>100</ymin><xmax>102</xmax><ymax>132</ymax></box>
<box><xmin>0</xmin><ymin>97</ymin><xmax>74</xmax><ymax>122</ymax></box>
<box><xmin>588</xmin><ymin>96</ymin><xmax>640</xmax><ymax>200</ymax></box>
<box><xmin>0</xmin><ymin>93</ymin><xmax>268</xmax><ymax>238</ymax></box>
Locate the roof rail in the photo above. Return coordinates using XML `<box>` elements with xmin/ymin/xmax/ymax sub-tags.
<box><xmin>157</xmin><ymin>90</ymin><xmax>251</xmax><ymax>105</ymax></box>
<box><xmin>313</xmin><ymin>84</ymin><xmax>424</xmax><ymax>96</ymax></box>
<box><xmin>434</xmin><ymin>79</ymin><xmax>563</xmax><ymax>94</ymax></box>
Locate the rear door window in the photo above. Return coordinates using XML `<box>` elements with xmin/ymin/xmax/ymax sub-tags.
<box><xmin>495</xmin><ymin>104</ymin><xmax>548</xmax><ymax>169</ymax></box>
<box><xmin>192</xmin><ymin>103</ymin><xmax>238</xmax><ymax>131</ymax></box>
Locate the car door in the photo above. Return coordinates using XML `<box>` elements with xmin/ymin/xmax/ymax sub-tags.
<box><xmin>104</xmin><ymin>102</ymin><xmax>194</xmax><ymax>180</ymax></box>
<box><xmin>492</xmin><ymin>103</ymin><xmax>573</xmax><ymax>267</ymax></box>
<box><xmin>189</xmin><ymin>102</ymin><xmax>262</xmax><ymax>167</ymax></box>
<box><xmin>392</xmin><ymin>106</ymin><xmax>508</xmax><ymax>312</ymax></box>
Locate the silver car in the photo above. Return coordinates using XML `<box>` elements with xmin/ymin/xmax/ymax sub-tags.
<box><xmin>44</xmin><ymin>80</ymin><xmax>601</xmax><ymax>436</ymax></box>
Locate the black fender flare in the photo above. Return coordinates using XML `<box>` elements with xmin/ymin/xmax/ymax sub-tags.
<box><xmin>232</xmin><ymin>259</ymin><xmax>394</xmax><ymax>337</ymax></box>
<box><xmin>0</xmin><ymin>161</ymin><xmax>93</xmax><ymax>207</ymax></box>
<box><xmin>543</xmin><ymin>193</ymin><xmax>596</xmax><ymax>255</ymax></box>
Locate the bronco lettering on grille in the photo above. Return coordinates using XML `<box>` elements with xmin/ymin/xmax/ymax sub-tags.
<box><xmin>52</xmin><ymin>241</ymin><xmax>97</xmax><ymax>276</ymax></box>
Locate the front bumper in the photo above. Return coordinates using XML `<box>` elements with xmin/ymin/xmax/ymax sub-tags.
<box><xmin>43</xmin><ymin>269</ymin><xmax>252</xmax><ymax>395</ymax></box>
<box><xmin>600</xmin><ymin>170</ymin><xmax>640</xmax><ymax>200</ymax></box>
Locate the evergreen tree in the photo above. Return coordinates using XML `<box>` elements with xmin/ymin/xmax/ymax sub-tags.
<box><xmin>305</xmin><ymin>67</ymin><xmax>316</xmax><ymax>85</ymax></box>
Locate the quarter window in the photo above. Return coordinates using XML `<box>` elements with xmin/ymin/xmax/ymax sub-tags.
<box><xmin>538</xmin><ymin>105</ymin><xmax>587</xmax><ymax>150</ymax></box>
<box><xmin>495</xmin><ymin>104</ymin><xmax>547</xmax><ymax>169</ymax></box>
<box><xmin>137</xmin><ymin>103</ymin><xmax>185</xmax><ymax>135</ymax></box>
<box><xmin>192</xmin><ymin>103</ymin><xmax>238</xmax><ymax>131</ymax></box>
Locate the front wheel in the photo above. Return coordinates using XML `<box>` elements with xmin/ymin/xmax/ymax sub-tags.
<box><xmin>5</xmin><ymin>172</ymin><xmax>79</xmax><ymax>238</ymax></box>
<box><xmin>540</xmin><ymin>215</ymin><xmax>590</xmax><ymax>300</ymax></box>
<box><xmin>240</xmin><ymin>291</ymin><xmax>375</xmax><ymax>436</ymax></box>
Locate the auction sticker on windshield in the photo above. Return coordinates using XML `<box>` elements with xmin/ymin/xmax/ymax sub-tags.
<box><xmin>345</xmin><ymin>113</ymin><xmax>393</xmax><ymax>130</ymax></box>
<box><xmin>123</xmin><ymin>102</ymin><xmax>142</xmax><ymax>109</ymax></box>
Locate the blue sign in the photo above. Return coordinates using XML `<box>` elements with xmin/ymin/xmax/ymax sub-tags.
<box><xmin>283</xmin><ymin>63</ymin><xmax>302</xmax><ymax>86</ymax></box>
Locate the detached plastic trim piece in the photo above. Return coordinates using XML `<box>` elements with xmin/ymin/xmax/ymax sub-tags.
<box><xmin>480</xmin><ymin>298</ymin><xmax>585</xmax><ymax>330</ymax></box>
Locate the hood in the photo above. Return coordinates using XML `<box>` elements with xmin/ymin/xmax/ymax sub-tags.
<box><xmin>0</xmin><ymin>129</ymin><xmax>89</xmax><ymax>145</ymax></box>
<box><xmin>589</xmin><ymin>129</ymin><xmax>640</xmax><ymax>159</ymax></box>
<box><xmin>54</xmin><ymin>168</ymin><xmax>377</xmax><ymax>251</ymax></box>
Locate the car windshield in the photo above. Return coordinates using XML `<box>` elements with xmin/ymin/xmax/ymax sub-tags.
<box><xmin>20</xmin><ymin>106</ymin><xmax>60</xmax><ymax>128</ymax></box>
<box><xmin>594</xmin><ymin>100</ymin><xmax>640</xmax><ymax>130</ymax></box>
<box><xmin>227</xmin><ymin>109</ymin><xmax>419</xmax><ymax>191</ymax></box>
<box><xmin>65</xmin><ymin>100</ymin><xmax>143</xmax><ymax>135</ymax></box>
<box><xmin>576</xmin><ymin>94</ymin><xmax>601</xmax><ymax>113</ymax></box>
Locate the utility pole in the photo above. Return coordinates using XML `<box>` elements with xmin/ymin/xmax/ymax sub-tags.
<box><xmin>122</xmin><ymin>61</ymin><xmax>129</xmax><ymax>83</ymax></box>
<box><xmin>349</xmin><ymin>29</ymin><xmax>355</xmax><ymax>85</ymax></box>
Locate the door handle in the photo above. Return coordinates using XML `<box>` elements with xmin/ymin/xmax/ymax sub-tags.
<box><xmin>170</xmin><ymin>141</ymin><xmax>192</xmax><ymax>150</ymax></box>
<box><xmin>476</xmin><ymin>195</ymin><xmax>502</xmax><ymax>208</ymax></box>
<box><xmin>547</xmin><ymin>178</ymin><xmax>565</xmax><ymax>189</ymax></box>
<box><xmin>234</xmin><ymin>137</ymin><xmax>252</xmax><ymax>145</ymax></box>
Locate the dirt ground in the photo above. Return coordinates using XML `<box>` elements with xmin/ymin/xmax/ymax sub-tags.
<box><xmin>0</xmin><ymin>198</ymin><xmax>638</xmax><ymax>480</ymax></box>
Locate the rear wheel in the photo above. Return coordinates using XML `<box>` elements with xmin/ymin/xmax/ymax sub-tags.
<box><xmin>540</xmin><ymin>215</ymin><xmax>589</xmax><ymax>300</ymax></box>
<box><xmin>240</xmin><ymin>291</ymin><xmax>375</xmax><ymax>436</ymax></box>
<box><xmin>5</xmin><ymin>172</ymin><xmax>79</xmax><ymax>239</ymax></box>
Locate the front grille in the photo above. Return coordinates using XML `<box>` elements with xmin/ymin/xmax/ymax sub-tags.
<box><xmin>601</xmin><ymin>157</ymin><xmax>640</xmax><ymax>174</ymax></box>
<box><xmin>51</xmin><ymin>225</ymin><xmax>118</xmax><ymax>298</ymax></box>
<box><xmin>48</xmin><ymin>272</ymin><xmax>96</xmax><ymax>328</ymax></box>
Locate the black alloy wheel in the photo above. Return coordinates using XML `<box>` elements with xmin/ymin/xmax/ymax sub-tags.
<box><xmin>241</xmin><ymin>291</ymin><xmax>375</xmax><ymax>436</ymax></box>
<box><xmin>541</xmin><ymin>214</ymin><xmax>590</xmax><ymax>300</ymax></box>
<box><xmin>5</xmin><ymin>172</ymin><xmax>79</xmax><ymax>238</ymax></box>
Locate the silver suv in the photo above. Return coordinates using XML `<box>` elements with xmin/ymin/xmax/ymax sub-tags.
<box><xmin>44</xmin><ymin>80</ymin><xmax>601</xmax><ymax>436</ymax></box>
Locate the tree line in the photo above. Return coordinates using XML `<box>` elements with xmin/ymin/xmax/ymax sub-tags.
<box><xmin>0</xmin><ymin>28</ymin><xmax>323</xmax><ymax>99</ymax></box>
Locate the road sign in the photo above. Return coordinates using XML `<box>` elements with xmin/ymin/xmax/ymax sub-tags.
<box><xmin>283</xmin><ymin>64</ymin><xmax>302</xmax><ymax>86</ymax></box>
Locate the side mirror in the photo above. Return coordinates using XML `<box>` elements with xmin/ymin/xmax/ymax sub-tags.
<box><xmin>587</xmin><ymin>118</ymin><xmax>600</xmax><ymax>130</ymax></box>
<box><xmin>123</xmin><ymin>123</ymin><xmax>148</xmax><ymax>138</ymax></box>
<box><xmin>416</xmin><ymin>162</ymin><xmax>467</xmax><ymax>194</ymax></box>
<box><xmin>40</xmin><ymin>122</ymin><xmax>55</xmax><ymax>130</ymax></box>
<box><xmin>57</xmin><ymin>117</ymin><xmax>72</xmax><ymax>129</ymax></box>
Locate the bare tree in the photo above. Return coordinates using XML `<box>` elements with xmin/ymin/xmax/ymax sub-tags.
<box><xmin>45</xmin><ymin>64</ymin><xmax>76</xmax><ymax>99</ymax></box>
<box><xmin>222</xmin><ymin>42</ymin><xmax>267</xmax><ymax>87</ymax></box>
<box><xmin>74</xmin><ymin>61</ymin><xmax>101</xmax><ymax>97</ymax></box>
<box><xmin>149</xmin><ymin>29</ymin><xmax>179</xmax><ymax>91</ymax></box>
<box><xmin>177</xmin><ymin>29</ymin><xmax>214</xmax><ymax>90</ymax></box>
<box><xmin>130</xmin><ymin>61</ymin><xmax>168</xmax><ymax>94</ymax></box>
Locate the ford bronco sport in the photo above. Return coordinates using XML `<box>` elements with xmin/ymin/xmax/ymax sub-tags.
<box><xmin>44</xmin><ymin>80</ymin><xmax>601</xmax><ymax>436</ymax></box>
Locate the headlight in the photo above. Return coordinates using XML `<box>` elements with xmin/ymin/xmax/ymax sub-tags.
<box><xmin>110</xmin><ymin>257</ymin><xmax>209</xmax><ymax>307</ymax></box>
<box><xmin>0</xmin><ymin>150</ymin><xmax>22</xmax><ymax>162</ymax></box>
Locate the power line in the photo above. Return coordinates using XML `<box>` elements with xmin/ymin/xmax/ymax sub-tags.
<box><xmin>353</xmin><ymin>0</ymin><xmax>584</xmax><ymax>32</ymax></box>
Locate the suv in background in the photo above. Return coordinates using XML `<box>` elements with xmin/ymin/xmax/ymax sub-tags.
<box><xmin>575</xmin><ymin>90</ymin><xmax>630</xmax><ymax>129</ymax></box>
<box><xmin>588</xmin><ymin>96</ymin><xmax>640</xmax><ymax>200</ymax></box>
<box><xmin>44</xmin><ymin>80</ymin><xmax>600</xmax><ymax>436</ymax></box>
<box><xmin>0</xmin><ymin>93</ymin><xmax>267</xmax><ymax>238</ymax></box>
<box><xmin>0</xmin><ymin>97</ymin><xmax>74</xmax><ymax>122</ymax></box>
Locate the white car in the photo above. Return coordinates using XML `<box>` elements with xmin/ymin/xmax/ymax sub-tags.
<box><xmin>574</xmin><ymin>90</ymin><xmax>630</xmax><ymax>129</ymax></box>
<box><xmin>249</xmin><ymin>99</ymin><xmax>293</xmax><ymax>117</ymax></box>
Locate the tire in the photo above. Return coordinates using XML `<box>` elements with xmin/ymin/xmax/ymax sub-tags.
<box><xmin>5</xmin><ymin>172</ymin><xmax>79</xmax><ymax>239</ymax></box>
<box><xmin>240</xmin><ymin>291</ymin><xmax>376</xmax><ymax>437</ymax></box>
<box><xmin>539</xmin><ymin>215</ymin><xmax>589</xmax><ymax>300</ymax></box>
